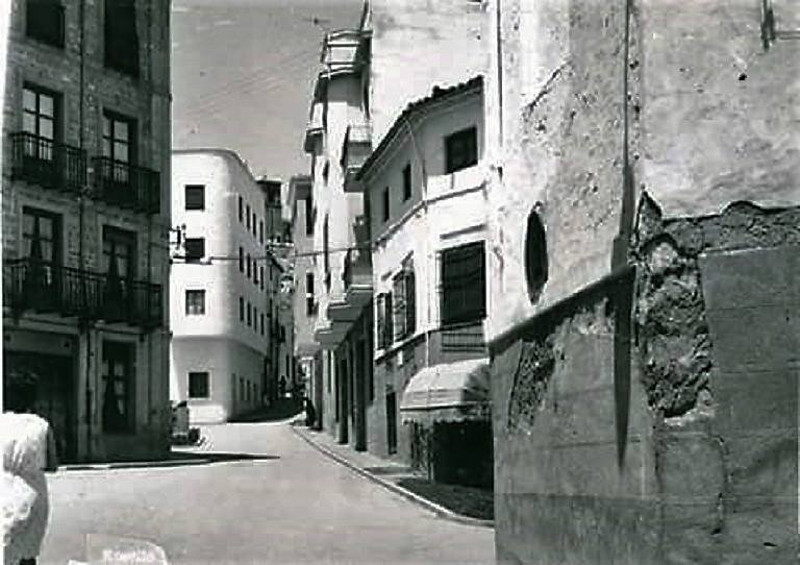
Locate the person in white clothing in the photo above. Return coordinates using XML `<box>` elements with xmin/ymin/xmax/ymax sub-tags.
<box><xmin>2</xmin><ymin>370</ymin><xmax>58</xmax><ymax>565</ymax></box>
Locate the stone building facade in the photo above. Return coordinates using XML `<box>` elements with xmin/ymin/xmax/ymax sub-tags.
<box><xmin>170</xmin><ymin>150</ymin><xmax>271</xmax><ymax>424</ymax></box>
<box><xmin>2</xmin><ymin>0</ymin><xmax>172</xmax><ymax>462</ymax></box>
<box><xmin>483</xmin><ymin>1</ymin><xmax>800</xmax><ymax>563</ymax></box>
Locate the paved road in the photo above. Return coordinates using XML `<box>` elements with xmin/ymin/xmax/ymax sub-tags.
<box><xmin>41</xmin><ymin>420</ymin><xmax>495</xmax><ymax>565</ymax></box>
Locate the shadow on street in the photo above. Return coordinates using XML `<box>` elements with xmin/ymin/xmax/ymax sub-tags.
<box><xmin>227</xmin><ymin>397</ymin><xmax>304</xmax><ymax>423</ymax></box>
<box><xmin>168</xmin><ymin>451</ymin><xmax>280</xmax><ymax>465</ymax></box>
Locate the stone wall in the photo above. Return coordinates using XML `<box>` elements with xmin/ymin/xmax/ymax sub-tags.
<box><xmin>492</xmin><ymin>194</ymin><xmax>799</xmax><ymax>564</ymax></box>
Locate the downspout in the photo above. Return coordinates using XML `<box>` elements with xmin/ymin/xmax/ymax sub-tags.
<box><xmin>401</xmin><ymin>115</ymin><xmax>431</xmax><ymax>371</ymax></box>
<box><xmin>145</xmin><ymin>0</ymin><xmax>154</xmax><ymax>445</ymax></box>
<box><xmin>79</xmin><ymin>0</ymin><xmax>92</xmax><ymax>462</ymax></box>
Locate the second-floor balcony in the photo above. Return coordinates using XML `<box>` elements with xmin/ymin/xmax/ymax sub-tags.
<box><xmin>10</xmin><ymin>132</ymin><xmax>87</xmax><ymax>194</ymax></box>
<box><xmin>93</xmin><ymin>157</ymin><xmax>160</xmax><ymax>214</ymax></box>
<box><xmin>3</xmin><ymin>258</ymin><xmax>163</xmax><ymax>329</ymax></box>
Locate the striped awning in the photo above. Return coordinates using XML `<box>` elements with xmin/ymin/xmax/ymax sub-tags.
<box><xmin>400</xmin><ymin>358</ymin><xmax>490</xmax><ymax>422</ymax></box>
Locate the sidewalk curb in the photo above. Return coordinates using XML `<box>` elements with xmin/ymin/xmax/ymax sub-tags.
<box><xmin>291</xmin><ymin>425</ymin><xmax>494</xmax><ymax>529</ymax></box>
<box><xmin>58</xmin><ymin>458</ymin><xmax>211</xmax><ymax>472</ymax></box>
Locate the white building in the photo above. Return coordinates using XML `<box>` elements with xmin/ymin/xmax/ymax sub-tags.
<box><xmin>170</xmin><ymin>150</ymin><xmax>271</xmax><ymax>424</ymax></box>
<box><xmin>353</xmin><ymin>77</ymin><xmax>492</xmax><ymax>485</ymax></box>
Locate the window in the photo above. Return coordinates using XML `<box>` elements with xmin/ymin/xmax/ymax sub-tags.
<box><xmin>525</xmin><ymin>209</ymin><xmax>548</xmax><ymax>302</ymax></box>
<box><xmin>259</xmin><ymin>220</ymin><xmax>264</xmax><ymax>244</ymax></box>
<box><xmin>246</xmin><ymin>205</ymin><xmax>251</xmax><ymax>230</ymax></box>
<box><xmin>103</xmin><ymin>113</ymin><xmax>134</xmax><ymax>164</ymax></box>
<box><xmin>185</xmin><ymin>185</ymin><xmax>205</xmax><ymax>210</ymax></box>
<box><xmin>102</xmin><ymin>227</ymin><xmax>135</xmax><ymax>304</ymax></box>
<box><xmin>253</xmin><ymin>265</ymin><xmax>259</xmax><ymax>286</ymax></box>
<box><xmin>305</xmin><ymin>272</ymin><xmax>315</xmax><ymax>316</ymax></box>
<box><xmin>440</xmin><ymin>241</ymin><xmax>486</xmax><ymax>325</ymax></box>
<box><xmin>252</xmin><ymin>307</ymin><xmax>258</xmax><ymax>332</ymax></box>
<box><xmin>26</xmin><ymin>0</ymin><xmax>65</xmax><ymax>48</ymax></box>
<box><xmin>23</xmin><ymin>207</ymin><xmax>60</xmax><ymax>265</ymax></box>
<box><xmin>260</xmin><ymin>267</ymin><xmax>265</xmax><ymax>291</ymax></box>
<box><xmin>246</xmin><ymin>253</ymin><xmax>251</xmax><ymax>278</ymax></box>
<box><xmin>376</xmin><ymin>292</ymin><xmax>393</xmax><ymax>349</ymax></box>
<box><xmin>305</xmin><ymin>197</ymin><xmax>314</xmax><ymax>236</ymax></box>
<box><xmin>188</xmin><ymin>372</ymin><xmax>210</xmax><ymax>399</ymax></box>
<box><xmin>252</xmin><ymin>212</ymin><xmax>257</xmax><ymax>237</ymax></box>
<box><xmin>239</xmin><ymin>296</ymin><xmax>244</xmax><ymax>321</ymax></box>
<box><xmin>382</xmin><ymin>187</ymin><xmax>390</xmax><ymax>222</ymax></box>
<box><xmin>104</xmin><ymin>0</ymin><xmax>139</xmax><ymax>77</ymax></box>
<box><xmin>444</xmin><ymin>126</ymin><xmax>478</xmax><ymax>174</ymax></box>
<box><xmin>22</xmin><ymin>207</ymin><xmax>61</xmax><ymax>295</ymax></box>
<box><xmin>240</xmin><ymin>378</ymin><xmax>245</xmax><ymax>401</ymax></box>
<box><xmin>185</xmin><ymin>290</ymin><xmax>205</xmax><ymax>315</ymax></box>
<box><xmin>238</xmin><ymin>196</ymin><xmax>243</xmax><ymax>222</ymax></box>
<box><xmin>392</xmin><ymin>260</ymin><xmax>416</xmax><ymax>341</ymax></box>
<box><xmin>23</xmin><ymin>85</ymin><xmax>59</xmax><ymax>149</ymax></box>
<box><xmin>402</xmin><ymin>163</ymin><xmax>412</xmax><ymax>201</ymax></box>
<box><xmin>101</xmin><ymin>341</ymin><xmax>134</xmax><ymax>433</ymax></box>
<box><xmin>247</xmin><ymin>302</ymin><xmax>252</xmax><ymax>327</ymax></box>
<box><xmin>184</xmin><ymin>238</ymin><xmax>205</xmax><ymax>263</ymax></box>
<box><xmin>238</xmin><ymin>246</ymin><xmax>244</xmax><ymax>272</ymax></box>
<box><xmin>260</xmin><ymin>313</ymin><xmax>265</xmax><ymax>335</ymax></box>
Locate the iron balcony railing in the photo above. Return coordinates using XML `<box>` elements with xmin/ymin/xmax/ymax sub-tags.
<box><xmin>10</xmin><ymin>132</ymin><xmax>87</xmax><ymax>194</ymax></box>
<box><xmin>93</xmin><ymin>157</ymin><xmax>160</xmax><ymax>214</ymax></box>
<box><xmin>3</xmin><ymin>258</ymin><xmax>163</xmax><ymax>329</ymax></box>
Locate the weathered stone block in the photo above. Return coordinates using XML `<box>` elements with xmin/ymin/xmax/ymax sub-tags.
<box><xmin>699</xmin><ymin>247</ymin><xmax>798</xmax><ymax>311</ymax></box>
<box><xmin>712</xmin><ymin>369</ymin><xmax>798</xmax><ymax>433</ymax></box>
<box><xmin>724</xmin><ymin>430</ymin><xmax>798</xmax><ymax>499</ymax></box>
<box><xmin>705</xmin><ymin>305</ymin><xmax>796</xmax><ymax>372</ymax></box>
<box><xmin>658</xmin><ymin>431</ymin><xmax>725</xmax><ymax>500</ymax></box>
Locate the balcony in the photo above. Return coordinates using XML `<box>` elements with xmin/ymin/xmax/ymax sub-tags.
<box><xmin>3</xmin><ymin>258</ymin><xmax>163</xmax><ymax>329</ymax></box>
<box><xmin>93</xmin><ymin>157</ymin><xmax>160</xmax><ymax>214</ymax></box>
<box><xmin>10</xmin><ymin>132</ymin><xmax>87</xmax><ymax>194</ymax></box>
<box><xmin>342</xmin><ymin>124</ymin><xmax>371</xmax><ymax>193</ymax></box>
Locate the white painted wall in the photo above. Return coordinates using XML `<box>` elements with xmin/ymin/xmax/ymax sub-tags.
<box><xmin>365</xmin><ymin>89</ymin><xmax>487</xmax><ymax>354</ymax></box>
<box><xmin>170</xmin><ymin>150</ymin><xmax>268</xmax><ymax>422</ymax></box>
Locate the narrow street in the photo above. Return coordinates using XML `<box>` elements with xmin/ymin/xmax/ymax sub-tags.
<box><xmin>41</xmin><ymin>418</ymin><xmax>495</xmax><ymax>565</ymax></box>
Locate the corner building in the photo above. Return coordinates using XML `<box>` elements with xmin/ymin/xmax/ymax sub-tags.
<box><xmin>2</xmin><ymin>0</ymin><xmax>172</xmax><ymax>462</ymax></box>
<box><xmin>483</xmin><ymin>1</ymin><xmax>800</xmax><ymax>563</ymax></box>
<box><xmin>354</xmin><ymin>77</ymin><xmax>493</xmax><ymax>487</ymax></box>
<box><xmin>170</xmin><ymin>150</ymin><xmax>272</xmax><ymax>424</ymax></box>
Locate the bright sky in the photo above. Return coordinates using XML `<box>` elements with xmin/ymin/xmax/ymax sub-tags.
<box><xmin>171</xmin><ymin>0</ymin><xmax>363</xmax><ymax>188</ymax></box>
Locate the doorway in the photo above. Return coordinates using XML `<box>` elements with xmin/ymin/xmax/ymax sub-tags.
<box><xmin>386</xmin><ymin>391</ymin><xmax>397</xmax><ymax>455</ymax></box>
<box><xmin>3</xmin><ymin>351</ymin><xmax>77</xmax><ymax>462</ymax></box>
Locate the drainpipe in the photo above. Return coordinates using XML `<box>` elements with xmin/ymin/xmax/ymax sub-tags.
<box><xmin>78</xmin><ymin>0</ymin><xmax>92</xmax><ymax>462</ymax></box>
<box><xmin>401</xmin><ymin>115</ymin><xmax>431</xmax><ymax>371</ymax></box>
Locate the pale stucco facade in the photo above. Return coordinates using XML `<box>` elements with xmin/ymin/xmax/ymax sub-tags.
<box><xmin>170</xmin><ymin>150</ymin><xmax>270</xmax><ymax>424</ymax></box>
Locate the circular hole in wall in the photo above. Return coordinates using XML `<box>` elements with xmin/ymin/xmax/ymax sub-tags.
<box><xmin>524</xmin><ymin>209</ymin><xmax>548</xmax><ymax>303</ymax></box>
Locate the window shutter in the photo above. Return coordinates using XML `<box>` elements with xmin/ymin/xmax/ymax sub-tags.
<box><xmin>393</xmin><ymin>273</ymin><xmax>405</xmax><ymax>341</ymax></box>
<box><xmin>384</xmin><ymin>292</ymin><xmax>393</xmax><ymax>347</ymax></box>
<box><xmin>376</xmin><ymin>293</ymin><xmax>386</xmax><ymax>348</ymax></box>
<box><xmin>405</xmin><ymin>269</ymin><xmax>416</xmax><ymax>334</ymax></box>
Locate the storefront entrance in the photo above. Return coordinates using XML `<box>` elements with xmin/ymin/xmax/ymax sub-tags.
<box><xmin>3</xmin><ymin>351</ymin><xmax>78</xmax><ymax>463</ymax></box>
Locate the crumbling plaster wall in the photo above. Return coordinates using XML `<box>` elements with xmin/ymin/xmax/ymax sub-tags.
<box><xmin>485</xmin><ymin>0</ymin><xmax>800</xmax><ymax>342</ymax></box>
<box><xmin>485</xmin><ymin>0</ymin><xmax>633</xmax><ymax>341</ymax></box>
<box><xmin>488</xmin><ymin>0</ymin><xmax>799</xmax><ymax>563</ymax></box>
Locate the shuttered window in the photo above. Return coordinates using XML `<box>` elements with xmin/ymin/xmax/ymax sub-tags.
<box><xmin>440</xmin><ymin>241</ymin><xmax>485</xmax><ymax>325</ymax></box>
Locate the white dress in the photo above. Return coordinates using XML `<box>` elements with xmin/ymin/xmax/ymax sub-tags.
<box><xmin>1</xmin><ymin>413</ymin><xmax>52</xmax><ymax>565</ymax></box>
